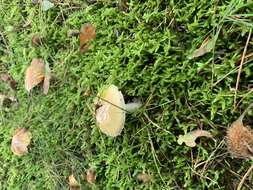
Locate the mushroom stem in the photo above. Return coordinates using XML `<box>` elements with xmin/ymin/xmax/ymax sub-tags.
<box><xmin>125</xmin><ymin>102</ymin><xmax>142</xmax><ymax>112</ymax></box>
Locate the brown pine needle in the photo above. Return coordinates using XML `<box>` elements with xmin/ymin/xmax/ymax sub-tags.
<box><xmin>236</xmin><ymin>165</ymin><xmax>253</xmax><ymax>190</ymax></box>
<box><xmin>233</xmin><ymin>30</ymin><xmax>252</xmax><ymax>111</ymax></box>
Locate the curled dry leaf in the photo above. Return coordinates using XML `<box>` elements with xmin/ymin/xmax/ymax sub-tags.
<box><xmin>25</xmin><ymin>58</ymin><xmax>51</xmax><ymax>94</ymax></box>
<box><xmin>177</xmin><ymin>129</ymin><xmax>213</xmax><ymax>147</ymax></box>
<box><xmin>188</xmin><ymin>37</ymin><xmax>215</xmax><ymax>59</ymax></box>
<box><xmin>137</xmin><ymin>173</ymin><xmax>153</xmax><ymax>183</ymax></box>
<box><xmin>86</xmin><ymin>168</ymin><xmax>96</xmax><ymax>185</ymax></box>
<box><xmin>79</xmin><ymin>24</ymin><xmax>96</xmax><ymax>53</ymax></box>
<box><xmin>226</xmin><ymin>120</ymin><xmax>253</xmax><ymax>159</ymax></box>
<box><xmin>1</xmin><ymin>73</ymin><xmax>17</xmax><ymax>90</ymax></box>
<box><xmin>68</xmin><ymin>174</ymin><xmax>81</xmax><ymax>190</ymax></box>
<box><xmin>25</xmin><ymin>58</ymin><xmax>45</xmax><ymax>92</ymax></box>
<box><xmin>11</xmin><ymin>128</ymin><xmax>32</xmax><ymax>156</ymax></box>
<box><xmin>31</xmin><ymin>34</ymin><xmax>43</xmax><ymax>46</ymax></box>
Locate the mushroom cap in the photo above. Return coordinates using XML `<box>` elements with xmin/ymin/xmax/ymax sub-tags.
<box><xmin>94</xmin><ymin>85</ymin><xmax>126</xmax><ymax>137</ymax></box>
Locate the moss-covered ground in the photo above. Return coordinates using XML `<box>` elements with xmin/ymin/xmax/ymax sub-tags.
<box><xmin>1</xmin><ymin>0</ymin><xmax>253</xmax><ymax>189</ymax></box>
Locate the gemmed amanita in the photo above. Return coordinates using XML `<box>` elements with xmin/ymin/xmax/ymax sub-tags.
<box><xmin>94</xmin><ymin>85</ymin><xmax>142</xmax><ymax>137</ymax></box>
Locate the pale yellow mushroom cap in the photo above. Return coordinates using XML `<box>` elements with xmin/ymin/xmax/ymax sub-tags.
<box><xmin>94</xmin><ymin>85</ymin><xmax>126</xmax><ymax>137</ymax></box>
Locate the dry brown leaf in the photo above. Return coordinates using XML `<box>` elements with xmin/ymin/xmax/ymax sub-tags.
<box><xmin>137</xmin><ymin>173</ymin><xmax>153</xmax><ymax>183</ymax></box>
<box><xmin>43</xmin><ymin>63</ymin><xmax>51</xmax><ymax>95</ymax></box>
<box><xmin>25</xmin><ymin>58</ymin><xmax>45</xmax><ymax>92</ymax></box>
<box><xmin>86</xmin><ymin>168</ymin><xmax>96</xmax><ymax>185</ymax></box>
<box><xmin>11</xmin><ymin>128</ymin><xmax>32</xmax><ymax>156</ymax></box>
<box><xmin>188</xmin><ymin>37</ymin><xmax>215</xmax><ymax>59</ymax></box>
<box><xmin>1</xmin><ymin>73</ymin><xmax>17</xmax><ymax>90</ymax></box>
<box><xmin>177</xmin><ymin>129</ymin><xmax>213</xmax><ymax>147</ymax></box>
<box><xmin>31</xmin><ymin>34</ymin><xmax>43</xmax><ymax>46</ymax></box>
<box><xmin>68</xmin><ymin>174</ymin><xmax>81</xmax><ymax>190</ymax></box>
<box><xmin>79</xmin><ymin>24</ymin><xmax>96</xmax><ymax>53</ymax></box>
<box><xmin>226</xmin><ymin>120</ymin><xmax>253</xmax><ymax>159</ymax></box>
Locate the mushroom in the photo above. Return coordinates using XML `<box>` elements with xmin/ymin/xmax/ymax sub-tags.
<box><xmin>94</xmin><ymin>85</ymin><xmax>142</xmax><ymax>137</ymax></box>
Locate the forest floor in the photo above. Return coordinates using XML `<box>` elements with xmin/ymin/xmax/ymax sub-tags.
<box><xmin>1</xmin><ymin>0</ymin><xmax>253</xmax><ymax>189</ymax></box>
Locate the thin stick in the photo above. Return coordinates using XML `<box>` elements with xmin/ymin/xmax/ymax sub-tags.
<box><xmin>147</xmin><ymin>129</ymin><xmax>166</xmax><ymax>185</ymax></box>
<box><xmin>236</xmin><ymin>165</ymin><xmax>253</xmax><ymax>190</ymax></box>
<box><xmin>96</xmin><ymin>96</ymin><xmax>128</xmax><ymax>112</ymax></box>
<box><xmin>233</xmin><ymin>30</ymin><xmax>252</xmax><ymax>111</ymax></box>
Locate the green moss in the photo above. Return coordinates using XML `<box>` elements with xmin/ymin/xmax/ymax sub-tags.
<box><xmin>1</xmin><ymin>0</ymin><xmax>253</xmax><ymax>189</ymax></box>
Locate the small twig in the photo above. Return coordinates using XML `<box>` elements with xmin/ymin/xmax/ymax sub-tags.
<box><xmin>147</xmin><ymin>128</ymin><xmax>166</xmax><ymax>185</ymax></box>
<box><xmin>196</xmin><ymin>140</ymin><xmax>225</xmax><ymax>175</ymax></box>
<box><xmin>233</xmin><ymin>30</ymin><xmax>252</xmax><ymax>111</ymax></box>
<box><xmin>237</xmin><ymin>165</ymin><xmax>253</xmax><ymax>190</ymax></box>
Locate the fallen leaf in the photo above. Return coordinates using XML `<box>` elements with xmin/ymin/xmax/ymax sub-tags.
<box><xmin>86</xmin><ymin>168</ymin><xmax>96</xmax><ymax>185</ymax></box>
<box><xmin>31</xmin><ymin>34</ymin><xmax>43</xmax><ymax>46</ymax></box>
<box><xmin>79</xmin><ymin>24</ymin><xmax>96</xmax><ymax>53</ymax></box>
<box><xmin>188</xmin><ymin>37</ymin><xmax>215</xmax><ymax>59</ymax></box>
<box><xmin>177</xmin><ymin>129</ymin><xmax>213</xmax><ymax>147</ymax></box>
<box><xmin>68</xmin><ymin>174</ymin><xmax>81</xmax><ymax>190</ymax></box>
<box><xmin>41</xmin><ymin>0</ymin><xmax>54</xmax><ymax>11</ymax></box>
<box><xmin>25</xmin><ymin>58</ymin><xmax>45</xmax><ymax>93</ymax></box>
<box><xmin>137</xmin><ymin>173</ymin><xmax>153</xmax><ymax>183</ymax></box>
<box><xmin>11</xmin><ymin>128</ymin><xmax>32</xmax><ymax>156</ymax></box>
<box><xmin>226</xmin><ymin>120</ymin><xmax>253</xmax><ymax>159</ymax></box>
<box><xmin>1</xmin><ymin>73</ymin><xmax>17</xmax><ymax>90</ymax></box>
<box><xmin>43</xmin><ymin>62</ymin><xmax>51</xmax><ymax>95</ymax></box>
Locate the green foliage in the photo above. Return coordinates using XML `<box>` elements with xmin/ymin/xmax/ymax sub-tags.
<box><xmin>1</xmin><ymin>0</ymin><xmax>253</xmax><ymax>189</ymax></box>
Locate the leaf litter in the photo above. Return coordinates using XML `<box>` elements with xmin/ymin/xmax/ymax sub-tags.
<box><xmin>68</xmin><ymin>174</ymin><xmax>81</xmax><ymax>190</ymax></box>
<box><xmin>79</xmin><ymin>24</ymin><xmax>96</xmax><ymax>53</ymax></box>
<box><xmin>188</xmin><ymin>37</ymin><xmax>215</xmax><ymax>59</ymax></box>
<box><xmin>177</xmin><ymin>129</ymin><xmax>213</xmax><ymax>147</ymax></box>
<box><xmin>31</xmin><ymin>34</ymin><xmax>44</xmax><ymax>46</ymax></box>
<box><xmin>11</xmin><ymin>128</ymin><xmax>32</xmax><ymax>156</ymax></box>
<box><xmin>25</xmin><ymin>58</ymin><xmax>51</xmax><ymax>94</ymax></box>
<box><xmin>86</xmin><ymin>168</ymin><xmax>96</xmax><ymax>185</ymax></box>
<box><xmin>137</xmin><ymin>172</ymin><xmax>153</xmax><ymax>183</ymax></box>
<box><xmin>43</xmin><ymin>62</ymin><xmax>51</xmax><ymax>95</ymax></box>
